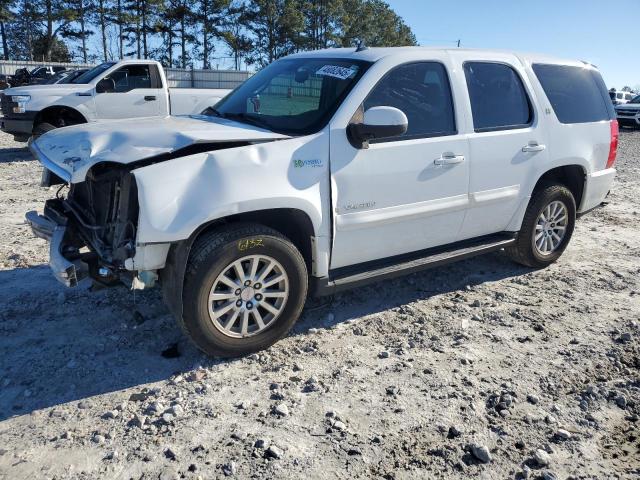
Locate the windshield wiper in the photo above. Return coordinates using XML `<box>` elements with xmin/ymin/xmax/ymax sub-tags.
<box><xmin>202</xmin><ymin>106</ymin><xmax>224</xmax><ymax>117</ymax></box>
<box><xmin>224</xmin><ymin>112</ymin><xmax>272</xmax><ymax>131</ymax></box>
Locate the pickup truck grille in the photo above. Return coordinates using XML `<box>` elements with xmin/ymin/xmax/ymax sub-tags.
<box><xmin>0</xmin><ymin>93</ymin><xmax>15</xmax><ymax>116</ymax></box>
<box><xmin>616</xmin><ymin>110</ymin><xmax>638</xmax><ymax>117</ymax></box>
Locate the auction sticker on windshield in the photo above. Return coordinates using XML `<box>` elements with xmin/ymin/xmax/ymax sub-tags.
<box><xmin>316</xmin><ymin>65</ymin><xmax>358</xmax><ymax>80</ymax></box>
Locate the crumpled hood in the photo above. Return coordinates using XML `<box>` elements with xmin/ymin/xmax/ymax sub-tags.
<box><xmin>31</xmin><ymin>115</ymin><xmax>290</xmax><ymax>183</ymax></box>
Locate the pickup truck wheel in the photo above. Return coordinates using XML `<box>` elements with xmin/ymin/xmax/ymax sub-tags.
<box><xmin>32</xmin><ymin>122</ymin><xmax>56</xmax><ymax>139</ymax></box>
<box><xmin>181</xmin><ymin>223</ymin><xmax>308</xmax><ymax>357</ymax></box>
<box><xmin>507</xmin><ymin>184</ymin><xmax>576</xmax><ymax>268</ymax></box>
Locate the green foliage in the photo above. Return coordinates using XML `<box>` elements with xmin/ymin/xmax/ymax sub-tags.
<box><xmin>1</xmin><ymin>0</ymin><xmax>418</xmax><ymax>65</ymax></box>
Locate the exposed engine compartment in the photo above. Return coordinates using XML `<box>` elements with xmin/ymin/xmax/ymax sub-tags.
<box><xmin>63</xmin><ymin>163</ymin><xmax>139</xmax><ymax>268</ymax></box>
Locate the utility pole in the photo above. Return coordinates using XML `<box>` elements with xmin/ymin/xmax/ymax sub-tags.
<box><xmin>457</xmin><ymin>39</ymin><xmax>460</xmax><ymax>48</ymax></box>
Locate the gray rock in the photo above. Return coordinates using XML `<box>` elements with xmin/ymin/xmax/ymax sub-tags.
<box><xmin>555</xmin><ymin>429</ymin><xmax>571</xmax><ymax>441</ymax></box>
<box><xmin>92</xmin><ymin>434</ymin><xmax>106</xmax><ymax>444</ymax></box>
<box><xmin>378</xmin><ymin>351</ymin><xmax>390</xmax><ymax>359</ymax></box>
<box><xmin>222</xmin><ymin>461</ymin><xmax>237</xmax><ymax>476</ymax></box>
<box><xmin>616</xmin><ymin>395</ymin><xmax>627</xmax><ymax>409</ymax></box>
<box><xmin>169</xmin><ymin>404</ymin><xmax>184</xmax><ymax>417</ymax></box>
<box><xmin>254</xmin><ymin>438</ymin><xmax>270</xmax><ymax>449</ymax></box>
<box><xmin>274</xmin><ymin>403</ymin><xmax>289</xmax><ymax>417</ymax></box>
<box><xmin>161</xmin><ymin>413</ymin><xmax>175</xmax><ymax>423</ymax></box>
<box><xmin>266</xmin><ymin>445</ymin><xmax>284</xmax><ymax>459</ymax></box>
<box><xmin>102</xmin><ymin>410</ymin><xmax>118</xmax><ymax>419</ymax></box>
<box><xmin>332</xmin><ymin>420</ymin><xmax>347</xmax><ymax>431</ymax></box>
<box><xmin>541</xmin><ymin>471</ymin><xmax>558</xmax><ymax>480</ymax></box>
<box><xmin>526</xmin><ymin>394</ymin><xmax>540</xmax><ymax>405</ymax></box>
<box><xmin>470</xmin><ymin>444</ymin><xmax>492</xmax><ymax>463</ymax></box>
<box><xmin>617</xmin><ymin>332</ymin><xmax>632</xmax><ymax>343</ymax></box>
<box><xmin>534</xmin><ymin>449</ymin><xmax>551</xmax><ymax>467</ymax></box>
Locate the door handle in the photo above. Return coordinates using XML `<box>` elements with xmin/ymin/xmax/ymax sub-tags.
<box><xmin>75</xmin><ymin>92</ymin><xmax>92</xmax><ymax>97</ymax></box>
<box><xmin>434</xmin><ymin>153</ymin><xmax>465</xmax><ymax>166</ymax></box>
<box><xmin>144</xmin><ymin>95</ymin><xmax>156</xmax><ymax>101</ymax></box>
<box><xmin>522</xmin><ymin>142</ymin><xmax>546</xmax><ymax>152</ymax></box>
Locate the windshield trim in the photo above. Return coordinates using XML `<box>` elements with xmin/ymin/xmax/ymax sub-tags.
<box><xmin>72</xmin><ymin>62</ymin><xmax>116</xmax><ymax>84</ymax></box>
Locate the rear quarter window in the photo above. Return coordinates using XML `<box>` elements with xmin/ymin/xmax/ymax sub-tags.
<box><xmin>532</xmin><ymin>64</ymin><xmax>615</xmax><ymax>123</ymax></box>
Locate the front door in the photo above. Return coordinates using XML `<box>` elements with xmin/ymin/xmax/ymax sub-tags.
<box><xmin>330</xmin><ymin>61</ymin><xmax>470</xmax><ymax>269</ymax></box>
<box><xmin>94</xmin><ymin>64</ymin><xmax>161</xmax><ymax>119</ymax></box>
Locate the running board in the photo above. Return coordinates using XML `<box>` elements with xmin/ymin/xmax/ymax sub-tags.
<box><xmin>312</xmin><ymin>233</ymin><xmax>516</xmax><ymax>296</ymax></box>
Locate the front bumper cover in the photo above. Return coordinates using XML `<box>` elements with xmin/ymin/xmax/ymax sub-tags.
<box><xmin>25</xmin><ymin>209</ymin><xmax>88</xmax><ymax>287</ymax></box>
<box><xmin>0</xmin><ymin>112</ymin><xmax>36</xmax><ymax>135</ymax></box>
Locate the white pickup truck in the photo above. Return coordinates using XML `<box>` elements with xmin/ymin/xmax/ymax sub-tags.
<box><xmin>0</xmin><ymin>60</ymin><xmax>230</xmax><ymax>141</ymax></box>
<box><xmin>26</xmin><ymin>47</ymin><xmax>617</xmax><ymax>357</ymax></box>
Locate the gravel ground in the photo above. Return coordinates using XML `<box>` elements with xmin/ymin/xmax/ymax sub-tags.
<box><xmin>0</xmin><ymin>130</ymin><xmax>638</xmax><ymax>480</ymax></box>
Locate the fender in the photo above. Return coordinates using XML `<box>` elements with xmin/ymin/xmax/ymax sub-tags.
<box><xmin>506</xmin><ymin>160</ymin><xmax>588</xmax><ymax>231</ymax></box>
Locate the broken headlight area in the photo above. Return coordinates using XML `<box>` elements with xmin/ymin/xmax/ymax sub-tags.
<box><xmin>40</xmin><ymin>163</ymin><xmax>140</xmax><ymax>286</ymax></box>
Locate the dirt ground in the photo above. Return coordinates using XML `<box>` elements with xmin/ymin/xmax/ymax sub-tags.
<box><xmin>0</xmin><ymin>129</ymin><xmax>638</xmax><ymax>480</ymax></box>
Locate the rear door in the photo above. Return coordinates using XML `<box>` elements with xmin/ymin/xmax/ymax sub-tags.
<box><xmin>94</xmin><ymin>64</ymin><xmax>162</xmax><ymax>119</ymax></box>
<box><xmin>451</xmin><ymin>53</ymin><xmax>549</xmax><ymax>239</ymax></box>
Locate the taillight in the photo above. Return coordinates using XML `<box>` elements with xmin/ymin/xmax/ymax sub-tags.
<box><xmin>606</xmin><ymin>120</ymin><xmax>619</xmax><ymax>169</ymax></box>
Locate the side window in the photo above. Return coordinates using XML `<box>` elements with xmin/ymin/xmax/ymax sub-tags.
<box><xmin>464</xmin><ymin>62</ymin><xmax>533</xmax><ymax>132</ymax></box>
<box><xmin>363</xmin><ymin>62</ymin><xmax>456</xmax><ymax>141</ymax></box>
<box><xmin>106</xmin><ymin>65</ymin><xmax>152</xmax><ymax>93</ymax></box>
<box><xmin>532</xmin><ymin>64</ymin><xmax>614</xmax><ymax>123</ymax></box>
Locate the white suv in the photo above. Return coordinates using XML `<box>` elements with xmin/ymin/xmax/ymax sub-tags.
<box><xmin>26</xmin><ymin>47</ymin><xmax>618</xmax><ymax>356</ymax></box>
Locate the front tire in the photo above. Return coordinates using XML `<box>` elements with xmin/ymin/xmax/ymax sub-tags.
<box><xmin>507</xmin><ymin>184</ymin><xmax>576</xmax><ymax>268</ymax></box>
<box><xmin>181</xmin><ymin>223</ymin><xmax>308</xmax><ymax>357</ymax></box>
<box><xmin>32</xmin><ymin>122</ymin><xmax>56</xmax><ymax>139</ymax></box>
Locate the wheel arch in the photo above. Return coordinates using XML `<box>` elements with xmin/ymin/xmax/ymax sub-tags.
<box><xmin>160</xmin><ymin>208</ymin><xmax>317</xmax><ymax>322</ymax></box>
<box><xmin>532</xmin><ymin>164</ymin><xmax>586</xmax><ymax>210</ymax></box>
<box><xmin>33</xmin><ymin>105</ymin><xmax>88</xmax><ymax>131</ymax></box>
<box><xmin>507</xmin><ymin>164</ymin><xmax>587</xmax><ymax>232</ymax></box>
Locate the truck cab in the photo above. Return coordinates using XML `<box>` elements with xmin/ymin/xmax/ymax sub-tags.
<box><xmin>0</xmin><ymin>60</ymin><xmax>230</xmax><ymax>141</ymax></box>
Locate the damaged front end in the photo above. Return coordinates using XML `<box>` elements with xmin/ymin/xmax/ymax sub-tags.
<box><xmin>26</xmin><ymin>163</ymin><xmax>142</xmax><ymax>288</ymax></box>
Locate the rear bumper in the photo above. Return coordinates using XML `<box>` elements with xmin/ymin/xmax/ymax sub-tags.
<box><xmin>25</xmin><ymin>209</ymin><xmax>88</xmax><ymax>287</ymax></box>
<box><xmin>580</xmin><ymin>168</ymin><xmax>616</xmax><ymax>214</ymax></box>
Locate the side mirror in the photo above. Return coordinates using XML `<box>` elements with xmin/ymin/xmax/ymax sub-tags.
<box><xmin>348</xmin><ymin>106</ymin><xmax>408</xmax><ymax>149</ymax></box>
<box><xmin>96</xmin><ymin>77</ymin><xmax>115</xmax><ymax>93</ymax></box>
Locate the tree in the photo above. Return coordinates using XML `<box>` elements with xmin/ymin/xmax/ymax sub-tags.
<box><xmin>33</xmin><ymin>33</ymin><xmax>71</xmax><ymax>61</ymax></box>
<box><xmin>338</xmin><ymin>0</ymin><xmax>416</xmax><ymax>48</ymax></box>
<box><xmin>38</xmin><ymin>0</ymin><xmax>77</xmax><ymax>61</ymax></box>
<box><xmin>197</xmin><ymin>0</ymin><xmax>229</xmax><ymax>69</ymax></box>
<box><xmin>61</xmin><ymin>0</ymin><xmax>95</xmax><ymax>62</ymax></box>
<box><xmin>244</xmin><ymin>0</ymin><xmax>305</xmax><ymax>66</ymax></box>
<box><xmin>0</xmin><ymin>0</ymin><xmax>12</xmax><ymax>60</ymax></box>
<box><xmin>220</xmin><ymin>2</ymin><xmax>252</xmax><ymax>70</ymax></box>
<box><xmin>301</xmin><ymin>0</ymin><xmax>341</xmax><ymax>50</ymax></box>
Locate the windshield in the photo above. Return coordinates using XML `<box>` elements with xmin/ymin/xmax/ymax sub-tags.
<box><xmin>45</xmin><ymin>73</ymin><xmax>66</xmax><ymax>84</ymax></box>
<box><xmin>210</xmin><ymin>57</ymin><xmax>371</xmax><ymax>135</ymax></box>
<box><xmin>72</xmin><ymin>62</ymin><xmax>115</xmax><ymax>84</ymax></box>
<box><xmin>630</xmin><ymin>95</ymin><xmax>640</xmax><ymax>104</ymax></box>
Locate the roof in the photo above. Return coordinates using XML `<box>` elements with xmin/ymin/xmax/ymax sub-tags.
<box><xmin>286</xmin><ymin>46</ymin><xmax>587</xmax><ymax>69</ymax></box>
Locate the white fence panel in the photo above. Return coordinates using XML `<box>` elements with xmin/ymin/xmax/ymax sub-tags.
<box><xmin>0</xmin><ymin>61</ymin><xmax>251</xmax><ymax>89</ymax></box>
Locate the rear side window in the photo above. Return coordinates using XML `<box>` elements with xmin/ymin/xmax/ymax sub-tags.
<box><xmin>463</xmin><ymin>62</ymin><xmax>533</xmax><ymax>132</ymax></box>
<box><xmin>364</xmin><ymin>61</ymin><xmax>456</xmax><ymax>141</ymax></box>
<box><xmin>532</xmin><ymin>64</ymin><xmax>615</xmax><ymax>123</ymax></box>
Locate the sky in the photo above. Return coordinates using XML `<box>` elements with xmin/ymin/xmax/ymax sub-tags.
<box><xmin>388</xmin><ymin>0</ymin><xmax>639</xmax><ymax>89</ymax></box>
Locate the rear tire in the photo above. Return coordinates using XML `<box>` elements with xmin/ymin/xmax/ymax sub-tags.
<box><xmin>181</xmin><ymin>223</ymin><xmax>308</xmax><ymax>357</ymax></box>
<box><xmin>507</xmin><ymin>184</ymin><xmax>576</xmax><ymax>268</ymax></box>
